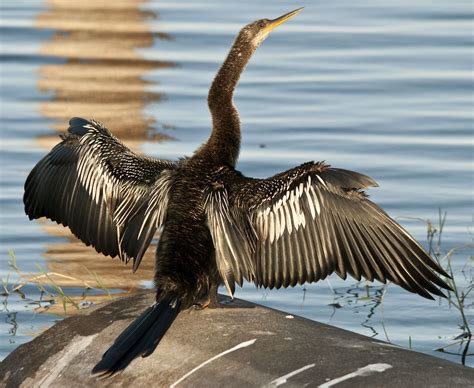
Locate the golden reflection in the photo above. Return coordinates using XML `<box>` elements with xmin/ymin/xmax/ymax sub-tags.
<box><xmin>32</xmin><ymin>0</ymin><xmax>174</xmax><ymax>308</ymax></box>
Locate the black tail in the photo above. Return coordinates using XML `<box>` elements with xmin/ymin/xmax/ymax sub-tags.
<box><xmin>92</xmin><ymin>297</ymin><xmax>180</xmax><ymax>377</ymax></box>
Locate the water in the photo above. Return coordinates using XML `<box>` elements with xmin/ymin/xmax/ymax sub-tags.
<box><xmin>1</xmin><ymin>0</ymin><xmax>472</xmax><ymax>368</ymax></box>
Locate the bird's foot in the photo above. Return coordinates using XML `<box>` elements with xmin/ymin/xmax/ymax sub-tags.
<box><xmin>207</xmin><ymin>294</ymin><xmax>255</xmax><ymax>309</ymax></box>
<box><xmin>192</xmin><ymin>293</ymin><xmax>255</xmax><ymax>309</ymax></box>
<box><xmin>192</xmin><ymin>297</ymin><xmax>211</xmax><ymax>310</ymax></box>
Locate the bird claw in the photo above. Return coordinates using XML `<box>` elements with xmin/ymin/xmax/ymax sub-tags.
<box><xmin>192</xmin><ymin>293</ymin><xmax>255</xmax><ymax>309</ymax></box>
<box><xmin>208</xmin><ymin>294</ymin><xmax>255</xmax><ymax>309</ymax></box>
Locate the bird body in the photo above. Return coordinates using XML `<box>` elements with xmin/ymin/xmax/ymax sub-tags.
<box><xmin>153</xmin><ymin>159</ymin><xmax>221</xmax><ymax>307</ymax></box>
<box><xmin>23</xmin><ymin>8</ymin><xmax>451</xmax><ymax>376</ymax></box>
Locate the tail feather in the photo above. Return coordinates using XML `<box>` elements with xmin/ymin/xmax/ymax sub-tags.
<box><xmin>92</xmin><ymin>297</ymin><xmax>180</xmax><ymax>377</ymax></box>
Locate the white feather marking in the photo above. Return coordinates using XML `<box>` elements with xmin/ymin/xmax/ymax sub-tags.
<box><xmin>293</xmin><ymin>190</ymin><xmax>306</xmax><ymax>230</ymax></box>
<box><xmin>261</xmin><ymin>210</ymin><xmax>268</xmax><ymax>241</ymax></box>
<box><xmin>264</xmin><ymin>207</ymin><xmax>270</xmax><ymax>217</ymax></box>
<box><xmin>306</xmin><ymin>187</ymin><xmax>316</xmax><ymax>218</ymax></box>
<box><xmin>309</xmin><ymin>185</ymin><xmax>321</xmax><ymax>215</ymax></box>
<box><xmin>256</xmin><ymin>213</ymin><xmax>264</xmax><ymax>240</ymax></box>
<box><xmin>289</xmin><ymin>191</ymin><xmax>301</xmax><ymax>231</ymax></box>
<box><xmin>316</xmin><ymin>174</ymin><xmax>327</xmax><ymax>188</ymax></box>
<box><xmin>298</xmin><ymin>183</ymin><xmax>304</xmax><ymax>198</ymax></box>
<box><xmin>284</xmin><ymin>200</ymin><xmax>293</xmax><ymax>234</ymax></box>
<box><xmin>274</xmin><ymin>208</ymin><xmax>281</xmax><ymax>241</ymax></box>
<box><xmin>299</xmin><ymin>209</ymin><xmax>306</xmax><ymax>229</ymax></box>
<box><xmin>269</xmin><ymin>210</ymin><xmax>275</xmax><ymax>244</ymax></box>
<box><xmin>278</xmin><ymin>206</ymin><xmax>286</xmax><ymax>238</ymax></box>
<box><xmin>80</xmin><ymin>166</ymin><xmax>92</xmax><ymax>194</ymax></box>
<box><xmin>276</xmin><ymin>198</ymin><xmax>282</xmax><ymax>210</ymax></box>
<box><xmin>135</xmin><ymin>173</ymin><xmax>173</xmax><ymax>240</ymax></box>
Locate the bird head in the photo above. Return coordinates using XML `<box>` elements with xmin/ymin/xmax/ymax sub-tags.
<box><xmin>238</xmin><ymin>7</ymin><xmax>303</xmax><ymax>49</ymax></box>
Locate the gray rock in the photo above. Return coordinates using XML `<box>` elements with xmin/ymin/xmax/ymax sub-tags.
<box><xmin>1</xmin><ymin>292</ymin><xmax>472</xmax><ymax>387</ymax></box>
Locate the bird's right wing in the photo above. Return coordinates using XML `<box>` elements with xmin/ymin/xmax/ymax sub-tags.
<box><xmin>24</xmin><ymin>117</ymin><xmax>176</xmax><ymax>271</ymax></box>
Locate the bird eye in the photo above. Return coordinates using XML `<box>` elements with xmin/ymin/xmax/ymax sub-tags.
<box><xmin>259</xmin><ymin>21</ymin><xmax>266</xmax><ymax>28</ymax></box>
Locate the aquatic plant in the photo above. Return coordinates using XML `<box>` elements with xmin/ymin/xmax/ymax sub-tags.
<box><xmin>1</xmin><ymin>250</ymin><xmax>112</xmax><ymax>314</ymax></box>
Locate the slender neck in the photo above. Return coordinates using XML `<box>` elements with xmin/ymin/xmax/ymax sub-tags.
<box><xmin>202</xmin><ymin>38</ymin><xmax>255</xmax><ymax>167</ymax></box>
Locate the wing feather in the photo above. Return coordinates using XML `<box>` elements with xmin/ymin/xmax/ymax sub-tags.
<box><xmin>205</xmin><ymin>185</ymin><xmax>255</xmax><ymax>295</ymax></box>
<box><xmin>205</xmin><ymin>162</ymin><xmax>451</xmax><ymax>300</ymax></box>
<box><xmin>24</xmin><ymin>117</ymin><xmax>175</xmax><ymax>270</ymax></box>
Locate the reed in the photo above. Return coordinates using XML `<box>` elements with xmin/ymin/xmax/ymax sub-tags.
<box><xmin>1</xmin><ymin>251</ymin><xmax>112</xmax><ymax>314</ymax></box>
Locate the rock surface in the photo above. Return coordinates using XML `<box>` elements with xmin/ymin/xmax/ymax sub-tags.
<box><xmin>1</xmin><ymin>292</ymin><xmax>473</xmax><ymax>387</ymax></box>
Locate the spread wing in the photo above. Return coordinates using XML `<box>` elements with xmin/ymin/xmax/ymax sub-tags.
<box><xmin>206</xmin><ymin>162</ymin><xmax>451</xmax><ymax>299</ymax></box>
<box><xmin>24</xmin><ymin>117</ymin><xmax>175</xmax><ymax>271</ymax></box>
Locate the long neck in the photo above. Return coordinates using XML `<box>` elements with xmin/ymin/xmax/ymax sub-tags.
<box><xmin>202</xmin><ymin>39</ymin><xmax>255</xmax><ymax>167</ymax></box>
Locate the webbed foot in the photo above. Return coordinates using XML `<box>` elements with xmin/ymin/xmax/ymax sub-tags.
<box><xmin>193</xmin><ymin>285</ymin><xmax>256</xmax><ymax>309</ymax></box>
<box><xmin>207</xmin><ymin>292</ymin><xmax>255</xmax><ymax>309</ymax></box>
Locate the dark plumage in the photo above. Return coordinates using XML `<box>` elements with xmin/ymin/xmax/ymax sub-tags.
<box><xmin>23</xmin><ymin>8</ymin><xmax>451</xmax><ymax>376</ymax></box>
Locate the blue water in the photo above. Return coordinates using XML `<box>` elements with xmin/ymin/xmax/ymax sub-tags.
<box><xmin>0</xmin><ymin>0</ymin><xmax>472</xmax><ymax>367</ymax></box>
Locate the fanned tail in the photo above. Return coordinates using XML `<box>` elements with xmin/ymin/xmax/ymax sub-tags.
<box><xmin>92</xmin><ymin>296</ymin><xmax>180</xmax><ymax>377</ymax></box>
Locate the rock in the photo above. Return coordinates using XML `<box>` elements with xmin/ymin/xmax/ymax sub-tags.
<box><xmin>1</xmin><ymin>292</ymin><xmax>472</xmax><ymax>387</ymax></box>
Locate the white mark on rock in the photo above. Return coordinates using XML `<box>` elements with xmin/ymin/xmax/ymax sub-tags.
<box><xmin>250</xmin><ymin>330</ymin><xmax>276</xmax><ymax>336</ymax></box>
<box><xmin>266</xmin><ymin>363</ymin><xmax>316</xmax><ymax>387</ymax></box>
<box><xmin>318</xmin><ymin>363</ymin><xmax>393</xmax><ymax>388</ymax></box>
<box><xmin>36</xmin><ymin>334</ymin><xmax>98</xmax><ymax>388</ymax></box>
<box><xmin>169</xmin><ymin>339</ymin><xmax>256</xmax><ymax>388</ymax></box>
<box><xmin>285</xmin><ymin>315</ymin><xmax>294</xmax><ymax>319</ymax></box>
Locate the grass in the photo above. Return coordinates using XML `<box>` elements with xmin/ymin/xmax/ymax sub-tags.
<box><xmin>324</xmin><ymin>209</ymin><xmax>472</xmax><ymax>365</ymax></box>
<box><xmin>391</xmin><ymin>210</ymin><xmax>471</xmax><ymax>364</ymax></box>
<box><xmin>424</xmin><ymin>209</ymin><xmax>473</xmax><ymax>365</ymax></box>
<box><xmin>1</xmin><ymin>250</ymin><xmax>112</xmax><ymax>314</ymax></box>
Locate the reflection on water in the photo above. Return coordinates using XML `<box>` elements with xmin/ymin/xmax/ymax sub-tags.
<box><xmin>36</xmin><ymin>0</ymin><xmax>172</xmax><ymax>137</ymax></box>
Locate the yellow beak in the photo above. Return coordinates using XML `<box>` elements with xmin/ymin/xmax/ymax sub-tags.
<box><xmin>266</xmin><ymin>7</ymin><xmax>304</xmax><ymax>32</ymax></box>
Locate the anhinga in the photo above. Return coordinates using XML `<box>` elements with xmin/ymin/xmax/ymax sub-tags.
<box><xmin>24</xmin><ymin>8</ymin><xmax>451</xmax><ymax>376</ymax></box>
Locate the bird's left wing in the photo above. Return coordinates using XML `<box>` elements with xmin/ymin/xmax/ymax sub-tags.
<box><xmin>205</xmin><ymin>162</ymin><xmax>451</xmax><ymax>299</ymax></box>
<box><xmin>24</xmin><ymin>118</ymin><xmax>175</xmax><ymax>271</ymax></box>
